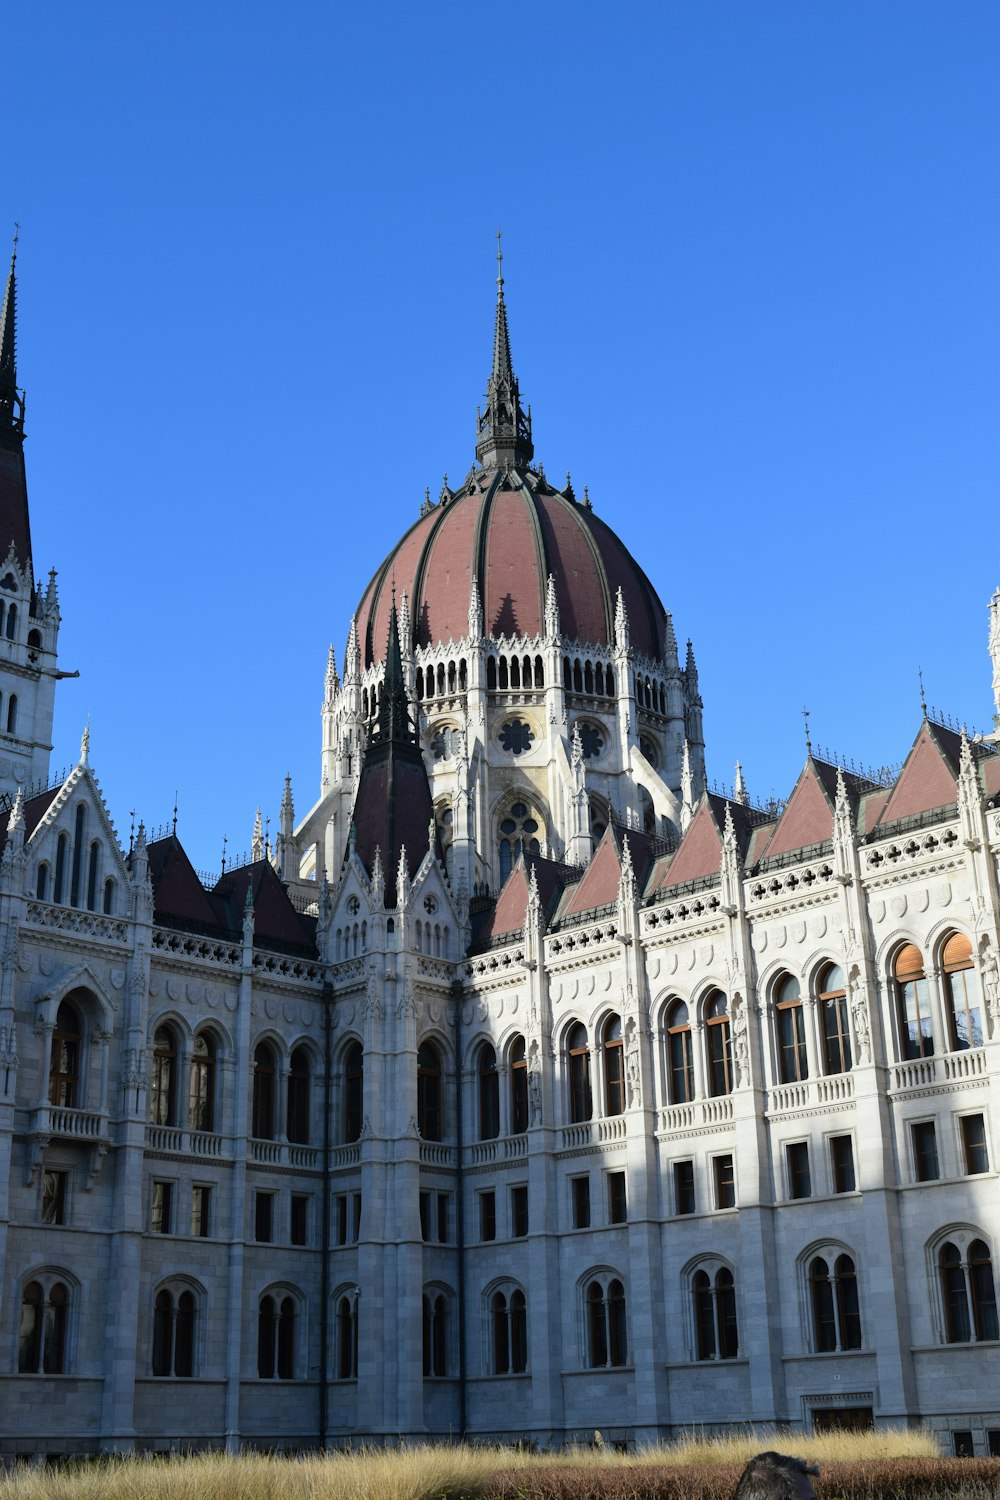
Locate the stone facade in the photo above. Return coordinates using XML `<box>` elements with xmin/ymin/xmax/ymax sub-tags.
<box><xmin>1</xmin><ymin>247</ymin><xmax>999</xmax><ymax>1457</ymax></box>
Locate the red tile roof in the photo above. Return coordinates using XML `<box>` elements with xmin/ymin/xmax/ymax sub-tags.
<box><xmin>874</xmin><ymin>721</ymin><xmax>958</xmax><ymax>826</ymax></box>
<box><xmin>759</xmin><ymin>760</ymin><xmax>835</xmax><ymax>860</ymax></box>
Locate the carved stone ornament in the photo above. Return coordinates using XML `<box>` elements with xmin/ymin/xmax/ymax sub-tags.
<box><xmin>979</xmin><ymin>938</ymin><xmax>1000</xmax><ymax>1025</ymax></box>
<box><xmin>848</xmin><ymin>965</ymin><xmax>872</xmax><ymax>1063</ymax></box>
<box><xmin>731</xmin><ymin>991</ymin><xmax>750</xmax><ymax>1087</ymax></box>
<box><xmin>624</xmin><ymin>1016</ymin><xmax>641</xmax><ymax>1107</ymax></box>
<box><xmin>527</xmin><ymin>1039</ymin><xmax>542</xmax><ymax>1125</ymax></box>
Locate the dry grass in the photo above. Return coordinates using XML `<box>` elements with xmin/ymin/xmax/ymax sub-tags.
<box><xmin>0</xmin><ymin>1430</ymin><xmax>992</xmax><ymax>1500</ymax></box>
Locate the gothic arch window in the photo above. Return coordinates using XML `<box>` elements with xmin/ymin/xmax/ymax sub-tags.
<box><xmin>151</xmin><ymin>1285</ymin><xmax>197</xmax><ymax>1377</ymax></box>
<box><xmin>6</xmin><ymin>601</ymin><xmax>17</xmax><ymax>639</ymax></box>
<box><xmin>478</xmin><ymin>1042</ymin><xmax>499</xmax><ymax>1140</ymax></box>
<box><xmin>584</xmin><ymin>1274</ymin><xmax>627</xmax><ymax>1368</ymax></box>
<box><xmin>36</xmin><ymin>862</ymin><xmax>49</xmax><ymax>901</ymax></box>
<box><xmin>639</xmin><ymin>786</ymin><xmax>655</xmax><ymax>835</ymax></box>
<box><xmin>602</xmin><ymin>1014</ymin><xmax>625</xmax><ymax>1115</ymax></box>
<box><xmin>937</xmin><ymin>1236</ymin><xmax>999</xmax><ymax>1343</ymax></box>
<box><xmin>605</xmin><ymin>663</ymin><xmax>615</xmax><ymax>695</ymax></box>
<box><xmin>490</xmin><ymin>1284</ymin><xmax>528</xmax><ymax>1374</ymax></box>
<box><xmin>595</xmin><ymin>661</ymin><xmax>605</xmax><ymax>696</ymax></box>
<box><xmin>567</xmin><ymin>1022</ymin><xmax>592</xmax><ymax>1123</ymax></box>
<box><xmin>70</xmin><ymin>803</ymin><xmax>86</xmax><ymax>907</ymax></box>
<box><xmin>188</xmin><ymin>1032</ymin><xmax>216</xmax><ymax>1133</ymax></box>
<box><xmin>415</xmin><ymin>667</ymin><xmax>424</xmax><ymax>700</ymax></box>
<box><xmin>639</xmin><ymin>734</ymin><xmax>659</xmax><ymax>769</ymax></box>
<box><xmin>589</xmin><ymin>797</ymin><xmax>609</xmax><ymax>849</ymax></box>
<box><xmin>18</xmin><ymin>1276</ymin><xmax>70</xmax><ymax>1373</ymax></box>
<box><xmin>533</xmin><ymin>655</ymin><xmax>543</xmax><ymax>688</ymax></box>
<box><xmin>6</xmin><ymin>692</ymin><xmax>16</xmax><ymax>732</ymax></box>
<box><xmin>510</xmin><ymin>1034</ymin><xmax>528</xmax><ymax>1135</ymax></box>
<box><xmin>28</xmin><ymin>627</ymin><xmax>41</xmax><ymax>651</ymax></box>
<box><xmin>692</xmin><ymin>1263</ymin><xmax>739</xmax><ymax>1360</ymax></box>
<box><xmin>942</xmin><ymin>933</ymin><xmax>983</xmax><ymax>1051</ymax></box>
<box><xmin>808</xmin><ymin>1251</ymin><xmax>862</xmax><ymax>1352</ymax></box>
<box><xmin>86</xmin><ymin>841</ymin><xmax>101</xmax><ymax>912</ymax></box>
<box><xmin>705</xmin><ymin>991</ymin><xmax>733</xmax><ymax>1096</ymax></box>
<box><xmin>422</xmin><ymin>1289</ymin><xmax>449</xmax><ymax>1377</ymax></box>
<box><xmin>573</xmin><ymin>659</ymin><xmax>583</xmax><ymax>692</ymax></box>
<box><xmin>257</xmin><ymin>1292</ymin><xmax>296</xmax><ymax>1379</ymax></box>
<box><xmin>335</xmin><ymin>1288</ymin><xmax>359</xmax><ymax>1379</ymax></box>
<box><xmin>895</xmin><ymin>943</ymin><xmax>933</xmax><ymax>1059</ymax></box>
<box><xmin>287</xmin><ymin>1046</ymin><xmax>311</xmax><ymax>1144</ymax></box>
<box><xmin>252</xmin><ymin>1041</ymin><xmax>277</xmax><ymax>1140</ymax></box>
<box><xmin>417</xmin><ymin>1040</ymin><xmax>442</xmax><ymax>1141</ymax></box>
<box><xmin>775</xmin><ymin>973</ymin><xmax>808</xmax><ymax>1083</ymax></box>
<box><xmin>487</xmin><ymin>656</ymin><xmax>498</xmax><ymax>690</ymax></box>
<box><xmin>666</xmin><ymin>999</ymin><xmax>694</xmax><ymax>1104</ymax></box>
<box><xmin>49</xmin><ymin>999</ymin><xmax>82</xmax><ymax>1108</ymax></box>
<box><xmin>343</xmin><ymin>1041</ymin><xmax>363</xmax><ymax>1143</ymax></box>
<box><xmin>497</xmin><ymin>799</ymin><xmax>541</xmax><ymax>883</ymax></box>
<box><xmin>54</xmin><ymin>831</ymin><xmax>68</xmax><ymax>904</ymax></box>
<box><xmin>818</xmin><ymin>963</ymin><xmax>851</xmax><ymax>1074</ymax></box>
<box><xmin>510</xmin><ymin>655</ymin><xmax>521</xmax><ymax>689</ymax></box>
<box><xmin>103</xmin><ymin>878</ymin><xmax>116</xmax><ymax>915</ymax></box>
<box><xmin>150</xmin><ymin>1024</ymin><xmax>178</xmax><ymax>1126</ymax></box>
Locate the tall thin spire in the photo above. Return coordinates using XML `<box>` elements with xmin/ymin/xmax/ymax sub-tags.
<box><xmin>374</xmin><ymin>596</ymin><xmax>417</xmax><ymax>747</ymax></box>
<box><xmin>0</xmin><ymin>226</ymin><xmax>23</xmax><ymax>445</ymax></box>
<box><xmin>475</xmin><ymin>231</ymin><xmax>534</xmax><ymax>470</ymax></box>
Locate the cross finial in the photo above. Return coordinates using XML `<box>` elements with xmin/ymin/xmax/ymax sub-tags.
<box><xmin>496</xmin><ymin>226</ymin><xmax>504</xmax><ymax>295</ymax></box>
<box><xmin>11</xmin><ymin>223</ymin><xmax>19</xmax><ymax>265</ymax></box>
<box><xmin>802</xmin><ymin>706</ymin><xmax>812</xmax><ymax>754</ymax></box>
<box><xmin>918</xmin><ymin>665</ymin><xmax>927</xmax><ymax>718</ymax></box>
<box><xmin>172</xmin><ymin>791</ymin><xmax>178</xmax><ymax>835</ymax></box>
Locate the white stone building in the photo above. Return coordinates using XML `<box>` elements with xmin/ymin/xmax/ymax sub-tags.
<box><xmin>1</xmin><ymin>241</ymin><xmax>999</xmax><ymax>1458</ymax></box>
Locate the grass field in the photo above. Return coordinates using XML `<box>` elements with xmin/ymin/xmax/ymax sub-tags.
<box><xmin>2</xmin><ymin>1429</ymin><xmax>997</xmax><ymax>1500</ymax></box>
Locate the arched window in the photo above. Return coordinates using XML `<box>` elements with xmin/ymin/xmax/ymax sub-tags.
<box><xmin>666</xmin><ymin>1000</ymin><xmax>694</xmax><ymax>1104</ymax></box>
<box><xmin>818</xmin><ymin>963</ymin><xmax>851</xmax><ymax>1074</ymax></box>
<box><xmin>188</xmin><ymin>1033</ymin><xmax>215</xmax><ymax>1133</ymax></box>
<box><xmin>776</xmin><ymin>974</ymin><xmax>808</xmax><ymax>1082</ymax></box>
<box><xmin>6</xmin><ymin>602</ymin><xmax>16</xmax><ymax>640</ymax></box>
<box><xmin>258</xmin><ymin>1294</ymin><xmax>295</xmax><ymax>1379</ymax></box>
<box><xmin>287</xmin><ymin>1046</ymin><xmax>311</xmax><ymax>1144</ymax></box>
<box><xmin>103</xmin><ymin>878</ymin><xmax>115</xmax><ymax>915</ymax></box>
<box><xmin>809</xmin><ymin>1252</ymin><xmax>862</xmax><ymax>1352</ymax></box>
<box><xmin>86</xmin><ymin>841</ymin><xmax>101</xmax><ymax>912</ymax></box>
<box><xmin>36</xmin><ymin>862</ymin><xmax>49</xmax><ymax>901</ymax></box>
<box><xmin>510</xmin><ymin>1035</ymin><xmax>529</xmax><ymax>1135</ymax></box>
<box><xmin>18</xmin><ymin>1278</ymin><xmax>69</xmax><ymax>1373</ymax></box>
<box><xmin>603</xmin><ymin>1014</ymin><xmax>625</xmax><ymax>1115</ymax></box>
<box><xmin>6</xmin><ymin>693</ymin><xmax>17</xmax><ymax>732</ymax></box>
<box><xmin>478</xmin><ymin>1043</ymin><xmax>499</xmax><ymax>1140</ymax></box>
<box><xmin>152</xmin><ymin>1287</ymin><xmax>196</xmax><ymax>1376</ymax></box>
<box><xmin>491</xmin><ymin>1285</ymin><xmax>528</xmax><ymax>1374</ymax></box>
<box><xmin>252</xmin><ymin>1041</ymin><xmax>277</xmax><ymax>1139</ymax></box>
<box><xmin>585</xmin><ymin>1276</ymin><xmax>627</xmax><ymax>1367</ymax></box>
<box><xmin>150</xmin><ymin>1025</ymin><xmax>177</xmax><ymax>1126</ymax></box>
<box><xmin>942</xmin><ymin>933</ymin><xmax>983</xmax><ymax>1051</ymax></box>
<box><xmin>422</xmin><ymin>1292</ymin><xmax>448</xmax><ymax>1377</ymax></box>
<box><xmin>588</xmin><ymin>797</ymin><xmax>608</xmax><ymax>849</ymax></box>
<box><xmin>705</xmin><ymin>991</ymin><xmax>733</xmax><ymax>1096</ymax></box>
<box><xmin>567</xmin><ymin>1023</ymin><xmax>592</xmax><ymax>1123</ymax></box>
<box><xmin>693</xmin><ymin>1265</ymin><xmax>739</xmax><ymax>1360</ymax></box>
<box><xmin>895</xmin><ymin>944</ymin><xmax>933</xmax><ymax>1059</ymax></box>
<box><xmin>498</xmin><ymin>800</ymin><xmax>541</xmax><ymax>883</ymax></box>
<box><xmin>54</xmin><ymin>832</ymin><xmax>68</xmax><ymax>904</ymax></box>
<box><xmin>336</xmin><ymin>1291</ymin><xmax>359</xmax><ymax>1378</ymax></box>
<box><xmin>49</xmin><ymin>999</ymin><xmax>81</xmax><ymax>1108</ymax></box>
<box><xmin>343</xmin><ymin>1041</ymin><xmax>363</xmax><ymax>1143</ymax></box>
<box><xmin>417</xmin><ymin>1041</ymin><xmax>442</xmax><ymax>1141</ymax></box>
<box><xmin>70</xmin><ymin>803</ymin><xmax>86</xmax><ymax>907</ymax></box>
<box><xmin>939</xmin><ymin>1238</ymin><xmax>999</xmax><ymax>1343</ymax></box>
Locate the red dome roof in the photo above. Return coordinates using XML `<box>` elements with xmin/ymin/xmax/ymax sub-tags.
<box><xmin>355</xmin><ymin>472</ymin><xmax>669</xmax><ymax>667</ymax></box>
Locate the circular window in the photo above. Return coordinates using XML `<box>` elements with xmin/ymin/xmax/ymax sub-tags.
<box><xmin>431</xmin><ymin>725</ymin><xmax>463</xmax><ymax>761</ymax></box>
<box><xmin>346</xmin><ymin>895</ymin><xmax>360</xmax><ymax>916</ymax></box>
<box><xmin>424</xmin><ymin>894</ymin><xmax>438</xmax><ymax>915</ymax></box>
<box><xmin>498</xmin><ymin>801</ymin><xmax>542</xmax><ymax>882</ymax></box>
<box><xmin>576</xmin><ymin>722</ymin><xmax>605</xmax><ymax>759</ymax></box>
<box><xmin>500</xmin><ymin>719</ymin><xmax>534</xmax><ymax>755</ymax></box>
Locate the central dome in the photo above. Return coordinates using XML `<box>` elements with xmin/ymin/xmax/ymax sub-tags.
<box><xmin>354</xmin><ymin>468</ymin><xmax>669</xmax><ymax>667</ymax></box>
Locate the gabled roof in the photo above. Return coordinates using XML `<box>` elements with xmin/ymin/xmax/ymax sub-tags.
<box><xmin>0</xmin><ymin>785</ymin><xmax>60</xmax><ymax>857</ymax></box>
<box><xmin>872</xmin><ymin>720</ymin><xmax>959</xmax><ymax>828</ymax></box>
<box><xmin>145</xmin><ymin>835</ymin><xmax>221</xmax><ymax>930</ymax></box>
<box><xmin>757</xmin><ymin>758</ymin><xmax>836</xmax><ymax>861</ymax></box>
<box><xmin>470</xmin><ymin>851</ymin><xmax>570</xmax><ymax>951</ymax></box>
<box><xmin>556</xmin><ymin>824</ymin><xmax>656</xmax><ymax>920</ymax></box>
<box><xmin>213</xmin><ymin>860</ymin><xmax>316</xmax><ymax>953</ymax></box>
<box><xmin>646</xmin><ymin>794</ymin><xmax>754</xmax><ymax>895</ymax></box>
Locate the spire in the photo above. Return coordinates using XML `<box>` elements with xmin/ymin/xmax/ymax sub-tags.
<box><xmin>614</xmin><ymin>587</ymin><xmax>630</xmax><ymax>653</ymax></box>
<box><xmin>398</xmin><ymin>589</ymin><xmax>412</xmax><ymax>657</ymax></box>
<box><xmin>251</xmin><ymin>806</ymin><xmax>264</xmax><ymax>861</ymax></box>
<box><xmin>685</xmin><ymin>639</ymin><xmax>700</xmax><ymax>694</ymax></box>
<box><xmin>0</xmin><ymin>229</ymin><xmax>25</xmax><ymax>448</ymax></box>
<box><xmin>475</xmin><ymin>231</ymin><xmax>534</xmax><ymax>470</ymax></box>
<box><xmin>544</xmin><ymin>573</ymin><xmax>560</xmax><ymax>639</ymax></box>
<box><xmin>325</xmin><ymin>644</ymin><xmax>339</xmax><ymax>702</ymax></box>
<box><xmin>344</xmin><ymin>617</ymin><xmax>361</xmax><ymax>683</ymax></box>
<box><xmin>733</xmin><ymin>761</ymin><xmax>749</xmax><ymax>806</ymax></box>
<box><xmin>664</xmin><ymin>612</ymin><xmax>679</xmax><ymax>671</ymax></box>
<box><xmin>373</xmin><ymin>597</ymin><xmax>417</xmax><ymax>747</ymax></box>
<box><xmin>468</xmin><ymin>575</ymin><xmax>483</xmax><ymax>641</ymax></box>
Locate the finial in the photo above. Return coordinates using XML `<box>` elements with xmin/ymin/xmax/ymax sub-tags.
<box><xmin>802</xmin><ymin>707</ymin><xmax>812</xmax><ymax>755</ymax></box>
<box><xmin>496</xmin><ymin>226</ymin><xmax>504</xmax><ymax>295</ymax></box>
<box><xmin>918</xmin><ymin>665</ymin><xmax>927</xmax><ymax>718</ymax></box>
<box><xmin>172</xmin><ymin>791</ymin><xmax>178</xmax><ymax>835</ymax></box>
<box><xmin>80</xmin><ymin>720</ymin><xmax>90</xmax><ymax>766</ymax></box>
<box><xmin>221</xmin><ymin>832</ymin><xmax>228</xmax><ymax>875</ymax></box>
<box><xmin>129</xmin><ymin>808</ymin><xmax>135</xmax><ymax>855</ymax></box>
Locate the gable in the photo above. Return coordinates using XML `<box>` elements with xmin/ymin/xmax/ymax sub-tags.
<box><xmin>761</xmin><ymin>760</ymin><xmax>834</xmax><ymax>861</ymax></box>
<box><xmin>876</xmin><ymin>722</ymin><xmax>958</xmax><ymax>827</ymax></box>
<box><xmin>560</xmin><ymin>829</ymin><xmax>623</xmax><ymax>917</ymax></box>
<box><xmin>651</xmin><ymin>799</ymin><xmax>721</xmax><ymax>891</ymax></box>
<box><xmin>22</xmin><ymin>764</ymin><xmax>129</xmax><ymax>898</ymax></box>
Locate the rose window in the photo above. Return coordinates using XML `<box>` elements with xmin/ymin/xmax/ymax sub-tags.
<box><xmin>500</xmin><ymin>719</ymin><xmax>534</xmax><ymax>756</ymax></box>
<box><xmin>498</xmin><ymin>801</ymin><xmax>541</xmax><ymax>883</ymax></box>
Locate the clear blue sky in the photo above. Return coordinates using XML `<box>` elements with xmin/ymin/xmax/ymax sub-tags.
<box><xmin>5</xmin><ymin>3</ymin><xmax>999</xmax><ymax>872</ymax></box>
